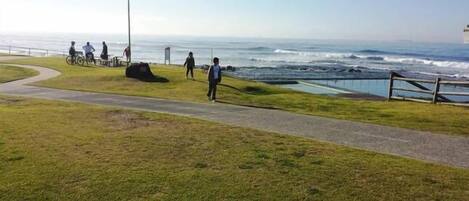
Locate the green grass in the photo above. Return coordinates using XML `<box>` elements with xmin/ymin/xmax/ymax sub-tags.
<box><xmin>0</xmin><ymin>65</ymin><xmax>38</xmax><ymax>83</ymax></box>
<box><xmin>0</xmin><ymin>96</ymin><xmax>467</xmax><ymax>200</ymax></box>
<box><xmin>4</xmin><ymin>57</ymin><xmax>469</xmax><ymax>136</ymax></box>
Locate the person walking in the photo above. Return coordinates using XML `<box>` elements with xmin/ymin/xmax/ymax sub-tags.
<box><xmin>101</xmin><ymin>41</ymin><xmax>108</xmax><ymax>60</ymax></box>
<box><xmin>183</xmin><ymin>52</ymin><xmax>195</xmax><ymax>80</ymax></box>
<box><xmin>207</xmin><ymin>57</ymin><xmax>222</xmax><ymax>102</ymax></box>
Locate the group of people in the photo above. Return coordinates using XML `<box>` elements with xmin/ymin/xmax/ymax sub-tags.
<box><xmin>68</xmin><ymin>41</ymin><xmax>131</xmax><ymax>65</ymax></box>
<box><xmin>183</xmin><ymin>52</ymin><xmax>222</xmax><ymax>102</ymax></box>
<box><xmin>69</xmin><ymin>42</ymin><xmax>222</xmax><ymax>102</ymax></box>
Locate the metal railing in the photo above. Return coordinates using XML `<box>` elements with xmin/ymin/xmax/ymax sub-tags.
<box><xmin>0</xmin><ymin>45</ymin><xmax>67</xmax><ymax>57</ymax></box>
<box><xmin>0</xmin><ymin>44</ymin><xmax>215</xmax><ymax>66</ymax></box>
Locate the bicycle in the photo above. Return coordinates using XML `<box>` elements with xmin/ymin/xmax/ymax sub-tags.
<box><xmin>83</xmin><ymin>52</ymin><xmax>96</xmax><ymax>66</ymax></box>
<box><xmin>66</xmin><ymin>51</ymin><xmax>85</xmax><ymax>66</ymax></box>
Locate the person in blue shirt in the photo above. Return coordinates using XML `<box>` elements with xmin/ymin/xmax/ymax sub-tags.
<box><xmin>82</xmin><ymin>42</ymin><xmax>96</xmax><ymax>64</ymax></box>
<box><xmin>207</xmin><ymin>57</ymin><xmax>222</xmax><ymax>102</ymax></box>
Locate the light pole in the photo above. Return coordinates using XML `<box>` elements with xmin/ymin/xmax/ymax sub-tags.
<box><xmin>127</xmin><ymin>0</ymin><xmax>132</xmax><ymax>66</ymax></box>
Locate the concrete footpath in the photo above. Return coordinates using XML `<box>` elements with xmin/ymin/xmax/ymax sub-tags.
<box><xmin>1</xmin><ymin>62</ymin><xmax>468</xmax><ymax>169</ymax></box>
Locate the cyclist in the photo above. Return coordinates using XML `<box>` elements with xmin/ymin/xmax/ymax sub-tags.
<box><xmin>69</xmin><ymin>41</ymin><xmax>76</xmax><ymax>64</ymax></box>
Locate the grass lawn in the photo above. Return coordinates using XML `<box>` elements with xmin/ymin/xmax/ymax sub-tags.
<box><xmin>0</xmin><ymin>65</ymin><xmax>38</xmax><ymax>83</ymax></box>
<box><xmin>0</xmin><ymin>96</ymin><xmax>468</xmax><ymax>200</ymax></box>
<box><xmin>4</xmin><ymin>57</ymin><xmax>469</xmax><ymax>137</ymax></box>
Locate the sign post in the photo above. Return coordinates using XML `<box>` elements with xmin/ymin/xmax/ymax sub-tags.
<box><xmin>464</xmin><ymin>25</ymin><xmax>469</xmax><ymax>44</ymax></box>
<box><xmin>165</xmin><ymin>47</ymin><xmax>171</xmax><ymax>65</ymax></box>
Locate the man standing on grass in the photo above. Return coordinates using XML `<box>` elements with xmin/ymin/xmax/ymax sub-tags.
<box><xmin>101</xmin><ymin>41</ymin><xmax>108</xmax><ymax>60</ymax></box>
<box><xmin>123</xmin><ymin>46</ymin><xmax>131</xmax><ymax>62</ymax></box>
<box><xmin>207</xmin><ymin>57</ymin><xmax>222</xmax><ymax>102</ymax></box>
<box><xmin>83</xmin><ymin>42</ymin><xmax>96</xmax><ymax>65</ymax></box>
<box><xmin>184</xmin><ymin>52</ymin><xmax>195</xmax><ymax>80</ymax></box>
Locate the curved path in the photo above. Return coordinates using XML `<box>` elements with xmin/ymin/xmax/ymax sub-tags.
<box><xmin>1</xmin><ymin>63</ymin><xmax>468</xmax><ymax>169</ymax></box>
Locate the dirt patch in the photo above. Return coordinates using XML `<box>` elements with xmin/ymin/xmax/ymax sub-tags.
<box><xmin>105</xmin><ymin>110</ymin><xmax>154</xmax><ymax>131</ymax></box>
<box><xmin>243</xmin><ymin>86</ymin><xmax>271</xmax><ymax>95</ymax></box>
<box><xmin>338</xmin><ymin>93</ymin><xmax>386</xmax><ymax>101</ymax></box>
<box><xmin>0</xmin><ymin>98</ymin><xmax>24</xmax><ymax>105</ymax></box>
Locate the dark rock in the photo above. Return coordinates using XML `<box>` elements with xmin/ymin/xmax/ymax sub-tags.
<box><xmin>227</xmin><ymin>65</ymin><xmax>236</xmax><ymax>71</ymax></box>
<box><xmin>126</xmin><ymin>63</ymin><xmax>156</xmax><ymax>82</ymax></box>
<box><xmin>349</xmin><ymin>55</ymin><xmax>360</xmax><ymax>59</ymax></box>
<box><xmin>348</xmin><ymin>69</ymin><xmax>362</xmax><ymax>73</ymax></box>
<box><xmin>367</xmin><ymin>56</ymin><xmax>385</xmax><ymax>61</ymax></box>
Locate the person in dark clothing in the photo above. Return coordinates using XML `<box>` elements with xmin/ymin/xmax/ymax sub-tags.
<box><xmin>123</xmin><ymin>46</ymin><xmax>130</xmax><ymax>60</ymax></box>
<box><xmin>101</xmin><ymin>41</ymin><xmax>108</xmax><ymax>60</ymax></box>
<box><xmin>69</xmin><ymin>41</ymin><xmax>76</xmax><ymax>64</ymax></box>
<box><xmin>207</xmin><ymin>57</ymin><xmax>222</xmax><ymax>102</ymax></box>
<box><xmin>183</xmin><ymin>52</ymin><xmax>195</xmax><ymax>80</ymax></box>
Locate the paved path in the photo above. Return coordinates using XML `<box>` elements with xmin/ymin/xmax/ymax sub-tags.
<box><xmin>1</xmin><ymin>63</ymin><xmax>468</xmax><ymax>169</ymax></box>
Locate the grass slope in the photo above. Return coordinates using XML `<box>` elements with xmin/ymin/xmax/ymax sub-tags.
<box><xmin>0</xmin><ymin>65</ymin><xmax>38</xmax><ymax>83</ymax></box>
<box><xmin>4</xmin><ymin>57</ymin><xmax>469</xmax><ymax>136</ymax></box>
<box><xmin>0</xmin><ymin>96</ymin><xmax>468</xmax><ymax>200</ymax></box>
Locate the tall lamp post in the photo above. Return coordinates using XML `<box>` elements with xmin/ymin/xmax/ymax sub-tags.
<box><xmin>127</xmin><ymin>0</ymin><xmax>132</xmax><ymax>66</ymax></box>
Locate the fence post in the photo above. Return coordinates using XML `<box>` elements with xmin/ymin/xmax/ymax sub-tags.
<box><xmin>8</xmin><ymin>46</ymin><xmax>11</xmax><ymax>55</ymax></box>
<box><xmin>28</xmin><ymin>48</ymin><xmax>31</xmax><ymax>56</ymax></box>
<box><xmin>211</xmin><ymin>48</ymin><xmax>214</xmax><ymax>63</ymax></box>
<box><xmin>387</xmin><ymin>72</ymin><xmax>395</xmax><ymax>100</ymax></box>
<box><xmin>432</xmin><ymin>77</ymin><xmax>441</xmax><ymax>104</ymax></box>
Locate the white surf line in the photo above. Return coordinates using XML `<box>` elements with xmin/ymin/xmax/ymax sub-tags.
<box><xmin>298</xmin><ymin>81</ymin><xmax>353</xmax><ymax>94</ymax></box>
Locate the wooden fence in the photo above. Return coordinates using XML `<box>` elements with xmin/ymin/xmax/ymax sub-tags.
<box><xmin>388</xmin><ymin>72</ymin><xmax>469</xmax><ymax>106</ymax></box>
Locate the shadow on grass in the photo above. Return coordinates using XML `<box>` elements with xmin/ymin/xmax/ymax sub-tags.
<box><xmin>133</xmin><ymin>75</ymin><xmax>170</xmax><ymax>83</ymax></box>
<box><xmin>191</xmin><ymin>80</ymin><xmax>272</xmax><ymax>95</ymax></box>
<box><xmin>216</xmin><ymin>100</ymin><xmax>280</xmax><ymax>110</ymax></box>
<box><xmin>67</xmin><ymin>64</ymin><xmax>99</xmax><ymax>69</ymax></box>
<box><xmin>219</xmin><ymin>84</ymin><xmax>274</xmax><ymax>95</ymax></box>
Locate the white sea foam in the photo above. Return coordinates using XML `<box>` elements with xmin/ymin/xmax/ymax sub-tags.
<box><xmin>383</xmin><ymin>57</ymin><xmax>469</xmax><ymax>69</ymax></box>
<box><xmin>274</xmin><ymin>49</ymin><xmax>354</xmax><ymax>59</ymax></box>
<box><xmin>275</xmin><ymin>49</ymin><xmax>469</xmax><ymax>69</ymax></box>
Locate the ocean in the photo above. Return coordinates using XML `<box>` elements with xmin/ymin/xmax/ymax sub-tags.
<box><xmin>1</xmin><ymin>33</ymin><xmax>469</xmax><ymax>80</ymax></box>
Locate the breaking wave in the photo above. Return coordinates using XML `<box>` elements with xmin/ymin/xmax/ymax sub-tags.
<box><xmin>273</xmin><ymin>49</ymin><xmax>469</xmax><ymax>69</ymax></box>
<box><xmin>247</xmin><ymin>46</ymin><xmax>274</xmax><ymax>51</ymax></box>
<box><xmin>383</xmin><ymin>57</ymin><xmax>469</xmax><ymax>69</ymax></box>
<box><xmin>358</xmin><ymin>49</ymin><xmax>392</xmax><ymax>54</ymax></box>
<box><xmin>274</xmin><ymin>49</ymin><xmax>354</xmax><ymax>58</ymax></box>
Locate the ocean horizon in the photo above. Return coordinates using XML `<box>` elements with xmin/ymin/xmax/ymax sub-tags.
<box><xmin>1</xmin><ymin>32</ymin><xmax>469</xmax><ymax>80</ymax></box>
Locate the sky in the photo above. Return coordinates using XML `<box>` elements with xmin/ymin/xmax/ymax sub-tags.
<box><xmin>0</xmin><ymin>0</ymin><xmax>468</xmax><ymax>43</ymax></box>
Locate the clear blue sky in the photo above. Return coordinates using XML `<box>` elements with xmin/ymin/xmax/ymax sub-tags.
<box><xmin>0</xmin><ymin>0</ymin><xmax>468</xmax><ymax>42</ymax></box>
